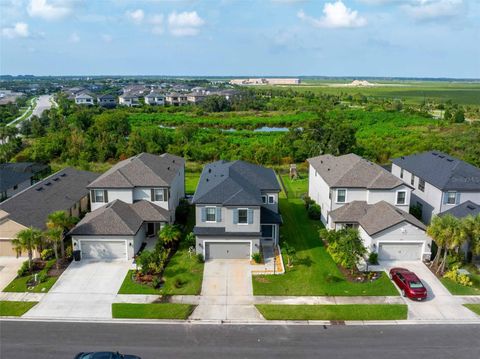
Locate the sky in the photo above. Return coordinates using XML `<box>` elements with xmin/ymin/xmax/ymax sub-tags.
<box><xmin>0</xmin><ymin>0</ymin><xmax>479</xmax><ymax>78</ymax></box>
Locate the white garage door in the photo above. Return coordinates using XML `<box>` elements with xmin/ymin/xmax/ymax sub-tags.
<box><xmin>80</xmin><ymin>240</ymin><xmax>127</xmax><ymax>260</ymax></box>
<box><xmin>205</xmin><ymin>242</ymin><xmax>250</xmax><ymax>260</ymax></box>
<box><xmin>378</xmin><ymin>243</ymin><xmax>422</xmax><ymax>261</ymax></box>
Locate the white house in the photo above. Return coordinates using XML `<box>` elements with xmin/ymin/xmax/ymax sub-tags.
<box><xmin>391</xmin><ymin>151</ymin><xmax>480</xmax><ymax>224</ymax></box>
<box><xmin>75</xmin><ymin>93</ymin><xmax>94</xmax><ymax>105</ymax></box>
<box><xmin>70</xmin><ymin>153</ymin><xmax>185</xmax><ymax>260</ymax></box>
<box><xmin>145</xmin><ymin>92</ymin><xmax>165</xmax><ymax>106</ymax></box>
<box><xmin>307</xmin><ymin>153</ymin><xmax>413</xmax><ymax>225</ymax></box>
<box><xmin>119</xmin><ymin>94</ymin><xmax>140</xmax><ymax>107</ymax></box>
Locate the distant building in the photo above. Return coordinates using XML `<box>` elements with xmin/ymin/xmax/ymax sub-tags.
<box><xmin>0</xmin><ymin>162</ymin><xmax>50</xmax><ymax>202</ymax></box>
<box><xmin>119</xmin><ymin>93</ymin><xmax>140</xmax><ymax>107</ymax></box>
<box><xmin>75</xmin><ymin>92</ymin><xmax>95</xmax><ymax>106</ymax></box>
<box><xmin>98</xmin><ymin>94</ymin><xmax>117</xmax><ymax>108</ymax></box>
<box><xmin>187</xmin><ymin>92</ymin><xmax>207</xmax><ymax>104</ymax></box>
<box><xmin>165</xmin><ymin>93</ymin><xmax>188</xmax><ymax>106</ymax></box>
<box><xmin>229</xmin><ymin>78</ymin><xmax>301</xmax><ymax>86</ymax></box>
<box><xmin>145</xmin><ymin>92</ymin><xmax>165</xmax><ymax>106</ymax></box>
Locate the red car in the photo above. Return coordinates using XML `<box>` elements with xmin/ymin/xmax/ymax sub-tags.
<box><xmin>389</xmin><ymin>267</ymin><xmax>427</xmax><ymax>301</ymax></box>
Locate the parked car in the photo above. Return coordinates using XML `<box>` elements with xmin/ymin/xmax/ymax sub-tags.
<box><xmin>74</xmin><ymin>352</ymin><xmax>141</xmax><ymax>359</ymax></box>
<box><xmin>389</xmin><ymin>267</ymin><xmax>427</xmax><ymax>301</ymax></box>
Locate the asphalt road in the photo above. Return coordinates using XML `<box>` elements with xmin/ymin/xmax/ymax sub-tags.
<box><xmin>1</xmin><ymin>321</ymin><xmax>479</xmax><ymax>359</ymax></box>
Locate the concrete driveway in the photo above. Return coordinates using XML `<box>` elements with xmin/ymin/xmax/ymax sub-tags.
<box><xmin>0</xmin><ymin>257</ymin><xmax>25</xmax><ymax>291</ymax></box>
<box><xmin>25</xmin><ymin>260</ymin><xmax>133</xmax><ymax>319</ymax></box>
<box><xmin>190</xmin><ymin>259</ymin><xmax>263</xmax><ymax>321</ymax></box>
<box><xmin>381</xmin><ymin>261</ymin><xmax>478</xmax><ymax>320</ymax></box>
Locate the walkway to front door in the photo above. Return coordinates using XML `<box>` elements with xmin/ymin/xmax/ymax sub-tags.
<box><xmin>190</xmin><ymin>259</ymin><xmax>263</xmax><ymax>320</ymax></box>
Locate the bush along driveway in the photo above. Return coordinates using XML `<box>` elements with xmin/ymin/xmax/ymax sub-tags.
<box><xmin>3</xmin><ymin>259</ymin><xmax>63</xmax><ymax>294</ymax></box>
<box><xmin>253</xmin><ymin>198</ymin><xmax>398</xmax><ymax>297</ymax></box>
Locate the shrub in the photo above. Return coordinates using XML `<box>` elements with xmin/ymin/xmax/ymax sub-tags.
<box><xmin>151</xmin><ymin>276</ymin><xmax>162</xmax><ymax>289</ymax></box>
<box><xmin>368</xmin><ymin>252</ymin><xmax>379</xmax><ymax>265</ymax></box>
<box><xmin>65</xmin><ymin>246</ymin><xmax>73</xmax><ymax>260</ymax></box>
<box><xmin>185</xmin><ymin>232</ymin><xmax>196</xmax><ymax>248</ymax></box>
<box><xmin>307</xmin><ymin>204</ymin><xmax>321</xmax><ymax>220</ymax></box>
<box><xmin>37</xmin><ymin>272</ymin><xmax>48</xmax><ymax>283</ymax></box>
<box><xmin>321</xmin><ymin>228</ymin><xmax>367</xmax><ymax>273</ymax></box>
<box><xmin>252</xmin><ymin>252</ymin><xmax>262</xmax><ymax>264</ymax></box>
<box><xmin>17</xmin><ymin>261</ymin><xmax>30</xmax><ymax>277</ymax></box>
<box><xmin>40</xmin><ymin>248</ymin><xmax>54</xmax><ymax>261</ymax></box>
<box><xmin>443</xmin><ymin>265</ymin><xmax>472</xmax><ymax>287</ymax></box>
<box><xmin>303</xmin><ymin>195</ymin><xmax>314</xmax><ymax>209</ymax></box>
<box><xmin>196</xmin><ymin>253</ymin><xmax>204</xmax><ymax>263</ymax></box>
<box><xmin>137</xmin><ymin>250</ymin><xmax>156</xmax><ymax>275</ymax></box>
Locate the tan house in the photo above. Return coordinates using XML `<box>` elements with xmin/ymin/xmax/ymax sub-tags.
<box><xmin>0</xmin><ymin>168</ymin><xmax>99</xmax><ymax>256</ymax></box>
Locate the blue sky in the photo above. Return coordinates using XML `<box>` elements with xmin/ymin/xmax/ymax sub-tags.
<box><xmin>1</xmin><ymin>0</ymin><xmax>479</xmax><ymax>77</ymax></box>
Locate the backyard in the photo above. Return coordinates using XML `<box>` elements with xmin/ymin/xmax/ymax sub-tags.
<box><xmin>253</xmin><ymin>176</ymin><xmax>399</xmax><ymax>296</ymax></box>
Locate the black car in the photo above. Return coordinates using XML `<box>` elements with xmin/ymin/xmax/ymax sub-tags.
<box><xmin>74</xmin><ymin>352</ymin><xmax>141</xmax><ymax>359</ymax></box>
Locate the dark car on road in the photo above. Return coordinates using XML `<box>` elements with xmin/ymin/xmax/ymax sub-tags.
<box><xmin>74</xmin><ymin>352</ymin><xmax>141</xmax><ymax>359</ymax></box>
<box><xmin>389</xmin><ymin>267</ymin><xmax>427</xmax><ymax>301</ymax></box>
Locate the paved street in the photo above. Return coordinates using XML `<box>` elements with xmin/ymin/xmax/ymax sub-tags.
<box><xmin>24</xmin><ymin>260</ymin><xmax>133</xmax><ymax>319</ymax></box>
<box><xmin>1</xmin><ymin>321</ymin><xmax>479</xmax><ymax>359</ymax></box>
<box><xmin>190</xmin><ymin>259</ymin><xmax>263</xmax><ymax>321</ymax></box>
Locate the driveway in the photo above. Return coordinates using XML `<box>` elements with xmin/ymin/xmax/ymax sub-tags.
<box><xmin>0</xmin><ymin>257</ymin><xmax>25</xmax><ymax>291</ymax></box>
<box><xmin>25</xmin><ymin>260</ymin><xmax>133</xmax><ymax>319</ymax></box>
<box><xmin>381</xmin><ymin>261</ymin><xmax>478</xmax><ymax>320</ymax></box>
<box><xmin>190</xmin><ymin>259</ymin><xmax>263</xmax><ymax>321</ymax></box>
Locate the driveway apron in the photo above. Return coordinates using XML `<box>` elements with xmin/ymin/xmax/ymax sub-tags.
<box><xmin>24</xmin><ymin>260</ymin><xmax>133</xmax><ymax>319</ymax></box>
<box><xmin>190</xmin><ymin>259</ymin><xmax>263</xmax><ymax>321</ymax></box>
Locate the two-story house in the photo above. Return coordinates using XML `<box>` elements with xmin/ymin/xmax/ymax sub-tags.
<box><xmin>193</xmin><ymin>160</ymin><xmax>282</xmax><ymax>260</ymax></box>
<box><xmin>391</xmin><ymin>151</ymin><xmax>480</xmax><ymax>224</ymax></box>
<box><xmin>75</xmin><ymin>93</ymin><xmax>95</xmax><ymax>105</ymax></box>
<box><xmin>98</xmin><ymin>94</ymin><xmax>117</xmax><ymax>108</ymax></box>
<box><xmin>308</xmin><ymin>153</ymin><xmax>431</xmax><ymax>261</ymax></box>
<box><xmin>145</xmin><ymin>92</ymin><xmax>165</xmax><ymax>106</ymax></box>
<box><xmin>118</xmin><ymin>94</ymin><xmax>140</xmax><ymax>107</ymax></box>
<box><xmin>165</xmin><ymin>93</ymin><xmax>188</xmax><ymax>106</ymax></box>
<box><xmin>69</xmin><ymin>153</ymin><xmax>185</xmax><ymax>260</ymax></box>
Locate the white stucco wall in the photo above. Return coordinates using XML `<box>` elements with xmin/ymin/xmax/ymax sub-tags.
<box><xmin>308</xmin><ymin>164</ymin><xmax>331</xmax><ymax>224</ymax></box>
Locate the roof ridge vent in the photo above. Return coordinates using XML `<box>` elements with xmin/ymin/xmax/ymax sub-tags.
<box><xmin>60</xmin><ymin>173</ymin><xmax>66</xmax><ymax>177</ymax></box>
<box><xmin>36</xmin><ymin>187</ymin><xmax>43</xmax><ymax>191</ymax></box>
<box><xmin>467</xmin><ymin>204</ymin><xmax>476</xmax><ymax>210</ymax></box>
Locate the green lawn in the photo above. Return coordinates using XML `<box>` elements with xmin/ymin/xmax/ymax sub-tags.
<box><xmin>112</xmin><ymin>303</ymin><xmax>195</xmax><ymax>320</ymax></box>
<box><xmin>253</xmin><ymin>198</ymin><xmax>398</xmax><ymax>296</ymax></box>
<box><xmin>3</xmin><ymin>274</ymin><xmax>59</xmax><ymax>293</ymax></box>
<box><xmin>441</xmin><ymin>267</ymin><xmax>480</xmax><ymax>295</ymax></box>
<box><xmin>463</xmin><ymin>304</ymin><xmax>480</xmax><ymax>316</ymax></box>
<box><xmin>280</xmin><ymin>174</ymin><xmax>308</xmax><ymax>199</ymax></box>
<box><xmin>185</xmin><ymin>172</ymin><xmax>201</xmax><ymax>195</ymax></box>
<box><xmin>0</xmin><ymin>301</ymin><xmax>38</xmax><ymax>316</ymax></box>
<box><xmin>119</xmin><ymin>207</ymin><xmax>204</xmax><ymax>295</ymax></box>
<box><xmin>256</xmin><ymin>304</ymin><xmax>408</xmax><ymax>321</ymax></box>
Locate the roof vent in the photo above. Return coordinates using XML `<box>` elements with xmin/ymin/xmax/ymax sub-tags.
<box><xmin>36</xmin><ymin>187</ymin><xmax>44</xmax><ymax>191</ymax></box>
<box><xmin>45</xmin><ymin>182</ymin><xmax>52</xmax><ymax>186</ymax></box>
<box><xmin>432</xmin><ymin>152</ymin><xmax>438</xmax><ymax>156</ymax></box>
<box><xmin>60</xmin><ymin>173</ymin><xmax>66</xmax><ymax>177</ymax></box>
<box><xmin>206</xmin><ymin>178</ymin><xmax>209</xmax><ymax>182</ymax></box>
<box><xmin>467</xmin><ymin>204</ymin><xmax>476</xmax><ymax>210</ymax></box>
<box><xmin>447</xmin><ymin>159</ymin><xmax>454</xmax><ymax>162</ymax></box>
<box><xmin>438</xmin><ymin>155</ymin><xmax>445</xmax><ymax>158</ymax></box>
<box><xmin>53</xmin><ymin>178</ymin><xmax>59</xmax><ymax>182</ymax></box>
<box><xmin>208</xmin><ymin>168</ymin><xmax>212</xmax><ymax>173</ymax></box>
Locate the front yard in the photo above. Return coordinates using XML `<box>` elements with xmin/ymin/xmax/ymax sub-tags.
<box><xmin>0</xmin><ymin>301</ymin><xmax>38</xmax><ymax>317</ymax></box>
<box><xmin>253</xmin><ymin>195</ymin><xmax>398</xmax><ymax>296</ymax></box>
<box><xmin>463</xmin><ymin>304</ymin><xmax>480</xmax><ymax>316</ymax></box>
<box><xmin>256</xmin><ymin>304</ymin><xmax>408</xmax><ymax>321</ymax></box>
<box><xmin>441</xmin><ymin>265</ymin><xmax>480</xmax><ymax>296</ymax></box>
<box><xmin>112</xmin><ymin>303</ymin><xmax>196</xmax><ymax>319</ymax></box>
<box><xmin>3</xmin><ymin>259</ymin><xmax>61</xmax><ymax>293</ymax></box>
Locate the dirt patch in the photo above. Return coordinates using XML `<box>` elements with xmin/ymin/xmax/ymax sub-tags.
<box><xmin>254</xmin><ymin>277</ymin><xmax>271</xmax><ymax>284</ymax></box>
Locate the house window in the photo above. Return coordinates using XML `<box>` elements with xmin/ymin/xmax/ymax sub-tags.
<box><xmin>268</xmin><ymin>195</ymin><xmax>275</xmax><ymax>204</ymax></box>
<box><xmin>344</xmin><ymin>223</ymin><xmax>358</xmax><ymax>229</ymax></box>
<box><xmin>446</xmin><ymin>191</ymin><xmax>457</xmax><ymax>205</ymax></box>
<box><xmin>152</xmin><ymin>188</ymin><xmax>168</xmax><ymax>201</ymax></box>
<box><xmin>238</xmin><ymin>209</ymin><xmax>248</xmax><ymax>224</ymax></box>
<box><xmin>411</xmin><ymin>175</ymin><xmax>415</xmax><ymax>186</ymax></box>
<box><xmin>206</xmin><ymin>207</ymin><xmax>216</xmax><ymax>222</ymax></box>
<box><xmin>396</xmin><ymin>191</ymin><xmax>407</xmax><ymax>205</ymax></box>
<box><xmin>400</xmin><ymin>168</ymin><xmax>404</xmax><ymax>179</ymax></box>
<box><xmin>92</xmin><ymin>189</ymin><xmax>107</xmax><ymax>203</ymax></box>
<box><xmin>261</xmin><ymin>195</ymin><xmax>267</xmax><ymax>204</ymax></box>
<box><xmin>336</xmin><ymin>189</ymin><xmax>346</xmax><ymax>203</ymax></box>
<box><xmin>418</xmin><ymin>178</ymin><xmax>425</xmax><ymax>192</ymax></box>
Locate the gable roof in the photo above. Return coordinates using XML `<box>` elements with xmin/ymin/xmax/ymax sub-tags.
<box><xmin>0</xmin><ymin>162</ymin><xmax>48</xmax><ymax>174</ymax></box>
<box><xmin>193</xmin><ymin>160</ymin><xmax>280</xmax><ymax>205</ymax></box>
<box><xmin>439</xmin><ymin>201</ymin><xmax>480</xmax><ymax>219</ymax></box>
<box><xmin>87</xmin><ymin>153</ymin><xmax>184</xmax><ymax>189</ymax></box>
<box><xmin>308</xmin><ymin>153</ymin><xmax>405</xmax><ymax>189</ymax></box>
<box><xmin>392</xmin><ymin>151</ymin><xmax>480</xmax><ymax>191</ymax></box>
<box><xmin>75</xmin><ymin>92</ymin><xmax>94</xmax><ymax>99</ymax></box>
<box><xmin>0</xmin><ymin>167</ymin><xmax>99</xmax><ymax>230</ymax></box>
<box><xmin>329</xmin><ymin>200</ymin><xmax>426</xmax><ymax>236</ymax></box>
<box><xmin>0</xmin><ymin>168</ymin><xmax>32</xmax><ymax>192</ymax></box>
<box><xmin>98</xmin><ymin>94</ymin><xmax>116</xmax><ymax>100</ymax></box>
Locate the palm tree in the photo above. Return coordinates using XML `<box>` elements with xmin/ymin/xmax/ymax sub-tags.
<box><xmin>462</xmin><ymin>214</ymin><xmax>480</xmax><ymax>257</ymax></box>
<box><xmin>158</xmin><ymin>224</ymin><xmax>182</xmax><ymax>247</ymax></box>
<box><xmin>427</xmin><ymin>215</ymin><xmax>450</xmax><ymax>268</ymax></box>
<box><xmin>45</xmin><ymin>227</ymin><xmax>63</xmax><ymax>270</ymax></box>
<box><xmin>12</xmin><ymin>228</ymin><xmax>43</xmax><ymax>270</ymax></box>
<box><xmin>46</xmin><ymin>211</ymin><xmax>78</xmax><ymax>259</ymax></box>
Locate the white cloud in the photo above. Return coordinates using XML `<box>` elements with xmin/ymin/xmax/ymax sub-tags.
<box><xmin>69</xmin><ymin>32</ymin><xmax>80</xmax><ymax>43</ymax></box>
<box><xmin>27</xmin><ymin>0</ymin><xmax>74</xmax><ymax>21</ymax></box>
<box><xmin>403</xmin><ymin>0</ymin><xmax>463</xmax><ymax>20</ymax></box>
<box><xmin>126</xmin><ymin>9</ymin><xmax>145</xmax><ymax>24</ymax></box>
<box><xmin>168</xmin><ymin>11</ymin><xmax>205</xmax><ymax>36</ymax></box>
<box><xmin>298</xmin><ymin>1</ymin><xmax>367</xmax><ymax>28</ymax></box>
<box><xmin>1</xmin><ymin>22</ymin><xmax>30</xmax><ymax>38</ymax></box>
<box><xmin>101</xmin><ymin>34</ymin><xmax>112</xmax><ymax>43</ymax></box>
<box><xmin>149</xmin><ymin>14</ymin><xmax>164</xmax><ymax>35</ymax></box>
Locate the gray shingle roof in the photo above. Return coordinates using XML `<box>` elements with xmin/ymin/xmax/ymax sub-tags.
<box><xmin>308</xmin><ymin>153</ymin><xmax>404</xmax><ymax>189</ymax></box>
<box><xmin>260</xmin><ymin>207</ymin><xmax>283</xmax><ymax>224</ymax></box>
<box><xmin>329</xmin><ymin>201</ymin><xmax>426</xmax><ymax>236</ymax></box>
<box><xmin>438</xmin><ymin>201</ymin><xmax>480</xmax><ymax>219</ymax></box>
<box><xmin>88</xmin><ymin>153</ymin><xmax>184</xmax><ymax>189</ymax></box>
<box><xmin>131</xmin><ymin>200</ymin><xmax>170</xmax><ymax>222</ymax></box>
<box><xmin>0</xmin><ymin>168</ymin><xmax>32</xmax><ymax>192</ymax></box>
<box><xmin>0</xmin><ymin>162</ymin><xmax>48</xmax><ymax>174</ymax></box>
<box><xmin>0</xmin><ymin>167</ymin><xmax>99</xmax><ymax>230</ymax></box>
<box><xmin>193</xmin><ymin>160</ymin><xmax>280</xmax><ymax>205</ymax></box>
<box><xmin>193</xmin><ymin>226</ymin><xmax>261</xmax><ymax>237</ymax></box>
<box><xmin>392</xmin><ymin>151</ymin><xmax>480</xmax><ymax>191</ymax></box>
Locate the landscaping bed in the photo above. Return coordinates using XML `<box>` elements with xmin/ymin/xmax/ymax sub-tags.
<box><xmin>253</xmin><ymin>198</ymin><xmax>398</xmax><ymax>296</ymax></box>
<box><xmin>427</xmin><ymin>263</ymin><xmax>480</xmax><ymax>296</ymax></box>
<box><xmin>0</xmin><ymin>301</ymin><xmax>38</xmax><ymax>317</ymax></box>
<box><xmin>112</xmin><ymin>303</ymin><xmax>196</xmax><ymax>320</ymax></box>
<box><xmin>463</xmin><ymin>304</ymin><xmax>480</xmax><ymax>316</ymax></box>
<box><xmin>2</xmin><ymin>259</ymin><xmax>66</xmax><ymax>293</ymax></box>
<box><xmin>256</xmin><ymin>304</ymin><xmax>408</xmax><ymax>321</ymax></box>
